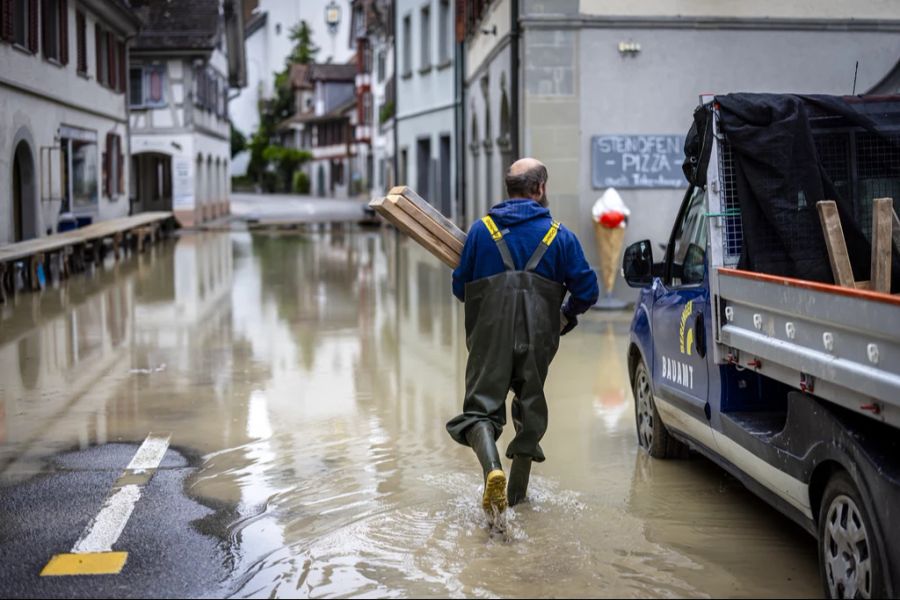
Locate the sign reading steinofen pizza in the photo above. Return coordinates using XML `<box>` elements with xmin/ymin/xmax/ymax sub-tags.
<box><xmin>591</xmin><ymin>134</ymin><xmax>687</xmax><ymax>189</ymax></box>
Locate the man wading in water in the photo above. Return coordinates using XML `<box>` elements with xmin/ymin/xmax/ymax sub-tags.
<box><xmin>447</xmin><ymin>158</ymin><xmax>599</xmax><ymax>515</ymax></box>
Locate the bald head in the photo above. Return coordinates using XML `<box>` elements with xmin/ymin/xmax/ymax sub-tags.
<box><xmin>505</xmin><ymin>157</ymin><xmax>549</xmax><ymax>205</ymax></box>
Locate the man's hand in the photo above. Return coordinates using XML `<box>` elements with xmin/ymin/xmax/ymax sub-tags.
<box><xmin>560</xmin><ymin>309</ymin><xmax>578</xmax><ymax>336</ymax></box>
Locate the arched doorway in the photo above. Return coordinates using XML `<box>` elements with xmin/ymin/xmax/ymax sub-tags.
<box><xmin>131</xmin><ymin>152</ymin><xmax>173</xmax><ymax>213</ymax></box>
<box><xmin>12</xmin><ymin>141</ymin><xmax>37</xmax><ymax>242</ymax></box>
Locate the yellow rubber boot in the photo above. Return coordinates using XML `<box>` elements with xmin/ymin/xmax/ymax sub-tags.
<box><xmin>483</xmin><ymin>469</ymin><xmax>508</xmax><ymax>514</ymax></box>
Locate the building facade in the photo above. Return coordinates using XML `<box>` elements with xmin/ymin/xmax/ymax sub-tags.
<box><xmin>229</xmin><ymin>0</ymin><xmax>357</xmax><ymax>147</ymax></box>
<box><xmin>128</xmin><ymin>0</ymin><xmax>247</xmax><ymax>227</ymax></box>
<box><xmin>0</xmin><ymin>0</ymin><xmax>141</xmax><ymax>245</ymax></box>
<box><xmin>396</xmin><ymin>0</ymin><xmax>459</xmax><ymax>219</ymax></box>
<box><xmin>462</xmin><ymin>0</ymin><xmax>900</xmax><ymax>301</ymax></box>
<box><xmin>350</xmin><ymin>0</ymin><xmax>395</xmax><ymax>200</ymax></box>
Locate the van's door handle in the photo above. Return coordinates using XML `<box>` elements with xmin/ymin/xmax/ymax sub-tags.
<box><xmin>694</xmin><ymin>313</ymin><xmax>706</xmax><ymax>358</ymax></box>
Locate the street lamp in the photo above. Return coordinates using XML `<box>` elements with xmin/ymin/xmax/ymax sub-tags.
<box><xmin>326</xmin><ymin>1</ymin><xmax>341</xmax><ymax>34</ymax></box>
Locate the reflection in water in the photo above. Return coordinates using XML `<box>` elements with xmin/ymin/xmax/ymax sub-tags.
<box><xmin>0</xmin><ymin>230</ymin><xmax>819</xmax><ymax>597</ymax></box>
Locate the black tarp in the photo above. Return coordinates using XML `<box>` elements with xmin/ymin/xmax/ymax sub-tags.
<box><xmin>684</xmin><ymin>93</ymin><xmax>900</xmax><ymax>290</ymax></box>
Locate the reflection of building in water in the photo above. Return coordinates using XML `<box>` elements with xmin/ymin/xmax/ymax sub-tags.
<box><xmin>0</xmin><ymin>235</ymin><xmax>241</xmax><ymax>480</ymax></box>
<box><xmin>0</xmin><ymin>256</ymin><xmax>144</xmax><ymax>478</ymax></box>
<box><xmin>394</xmin><ymin>238</ymin><xmax>465</xmax><ymax>438</ymax></box>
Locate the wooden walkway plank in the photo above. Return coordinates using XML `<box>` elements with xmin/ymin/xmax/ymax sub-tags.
<box><xmin>0</xmin><ymin>212</ymin><xmax>172</xmax><ymax>265</ymax></box>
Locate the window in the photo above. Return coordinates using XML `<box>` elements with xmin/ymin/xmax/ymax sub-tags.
<box><xmin>402</xmin><ymin>14</ymin><xmax>411</xmax><ymax>76</ymax></box>
<box><xmin>60</xmin><ymin>131</ymin><xmax>99</xmax><ymax>210</ymax></box>
<box><xmin>12</xmin><ymin>0</ymin><xmax>37</xmax><ymax>52</ymax></box>
<box><xmin>377</xmin><ymin>50</ymin><xmax>385</xmax><ymax>82</ymax></box>
<box><xmin>417</xmin><ymin>137</ymin><xmax>431</xmax><ymax>198</ymax></box>
<box><xmin>103</xmin><ymin>133</ymin><xmax>123</xmax><ymax>197</ymax></box>
<box><xmin>129</xmin><ymin>65</ymin><xmax>166</xmax><ymax>108</ymax></box>
<box><xmin>107</xmin><ymin>33</ymin><xmax>117</xmax><ymax>89</ymax></box>
<box><xmin>41</xmin><ymin>0</ymin><xmax>66</xmax><ymax>63</ymax></box>
<box><xmin>668</xmin><ymin>187</ymin><xmax>708</xmax><ymax>286</ymax></box>
<box><xmin>75</xmin><ymin>10</ymin><xmax>86</xmax><ymax>73</ymax></box>
<box><xmin>420</xmin><ymin>5</ymin><xmax>430</xmax><ymax>70</ymax></box>
<box><xmin>438</xmin><ymin>0</ymin><xmax>450</xmax><ymax>64</ymax></box>
<box><xmin>96</xmin><ymin>26</ymin><xmax>108</xmax><ymax>85</ymax></box>
<box><xmin>362</xmin><ymin>92</ymin><xmax>372</xmax><ymax>126</ymax></box>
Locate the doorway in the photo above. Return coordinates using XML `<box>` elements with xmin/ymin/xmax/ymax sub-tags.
<box><xmin>12</xmin><ymin>141</ymin><xmax>37</xmax><ymax>242</ymax></box>
<box><xmin>132</xmin><ymin>152</ymin><xmax>173</xmax><ymax>213</ymax></box>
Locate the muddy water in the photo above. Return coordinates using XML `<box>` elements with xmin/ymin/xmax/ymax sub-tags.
<box><xmin>0</xmin><ymin>231</ymin><xmax>820</xmax><ymax>597</ymax></box>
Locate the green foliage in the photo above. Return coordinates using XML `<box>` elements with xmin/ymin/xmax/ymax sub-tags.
<box><xmin>379</xmin><ymin>100</ymin><xmax>395</xmax><ymax>125</ymax></box>
<box><xmin>263</xmin><ymin>146</ymin><xmax>312</xmax><ymax>193</ymax></box>
<box><xmin>247</xmin><ymin>20</ymin><xmax>320</xmax><ymax>190</ymax></box>
<box><xmin>292</xmin><ymin>170</ymin><xmax>311</xmax><ymax>195</ymax></box>
<box><xmin>230</xmin><ymin>124</ymin><xmax>247</xmax><ymax>158</ymax></box>
<box><xmin>287</xmin><ymin>22</ymin><xmax>319</xmax><ymax>65</ymax></box>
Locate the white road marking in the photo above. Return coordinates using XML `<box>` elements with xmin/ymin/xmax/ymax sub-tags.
<box><xmin>71</xmin><ymin>433</ymin><xmax>171</xmax><ymax>554</ymax></box>
<box><xmin>72</xmin><ymin>485</ymin><xmax>141</xmax><ymax>554</ymax></box>
<box><xmin>126</xmin><ymin>433</ymin><xmax>171</xmax><ymax>473</ymax></box>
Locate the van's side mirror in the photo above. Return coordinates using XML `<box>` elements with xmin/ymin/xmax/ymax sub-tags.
<box><xmin>623</xmin><ymin>240</ymin><xmax>654</xmax><ymax>288</ymax></box>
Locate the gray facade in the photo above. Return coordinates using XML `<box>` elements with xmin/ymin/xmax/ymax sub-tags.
<box><xmin>396</xmin><ymin>0</ymin><xmax>459</xmax><ymax>220</ymax></box>
<box><xmin>465</xmin><ymin>0</ymin><xmax>900</xmax><ymax>302</ymax></box>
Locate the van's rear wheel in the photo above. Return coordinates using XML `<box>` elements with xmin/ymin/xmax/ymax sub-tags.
<box><xmin>633</xmin><ymin>360</ymin><xmax>685</xmax><ymax>459</ymax></box>
<box><xmin>819</xmin><ymin>470</ymin><xmax>886</xmax><ymax>599</ymax></box>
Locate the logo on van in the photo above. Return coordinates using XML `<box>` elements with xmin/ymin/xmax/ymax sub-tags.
<box><xmin>679</xmin><ymin>300</ymin><xmax>695</xmax><ymax>356</ymax></box>
<box><xmin>661</xmin><ymin>355</ymin><xmax>694</xmax><ymax>390</ymax></box>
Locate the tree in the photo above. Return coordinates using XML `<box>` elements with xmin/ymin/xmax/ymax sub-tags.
<box><xmin>248</xmin><ymin>20</ymin><xmax>320</xmax><ymax>189</ymax></box>
<box><xmin>287</xmin><ymin>21</ymin><xmax>319</xmax><ymax>65</ymax></box>
<box><xmin>230</xmin><ymin>124</ymin><xmax>246</xmax><ymax>158</ymax></box>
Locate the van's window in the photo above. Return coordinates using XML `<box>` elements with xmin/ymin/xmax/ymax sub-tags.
<box><xmin>669</xmin><ymin>187</ymin><xmax>708</xmax><ymax>286</ymax></box>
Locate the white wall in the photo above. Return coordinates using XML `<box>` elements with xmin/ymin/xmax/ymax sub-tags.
<box><xmin>229</xmin><ymin>0</ymin><xmax>357</xmax><ymax>140</ymax></box>
<box><xmin>0</xmin><ymin>4</ymin><xmax>132</xmax><ymax>243</ymax></box>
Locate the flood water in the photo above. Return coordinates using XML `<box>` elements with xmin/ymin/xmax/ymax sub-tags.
<box><xmin>0</xmin><ymin>230</ymin><xmax>821</xmax><ymax>597</ymax></box>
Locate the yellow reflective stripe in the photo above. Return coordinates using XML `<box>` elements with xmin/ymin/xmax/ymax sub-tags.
<box><xmin>542</xmin><ymin>221</ymin><xmax>560</xmax><ymax>246</ymax></box>
<box><xmin>481</xmin><ymin>216</ymin><xmax>503</xmax><ymax>241</ymax></box>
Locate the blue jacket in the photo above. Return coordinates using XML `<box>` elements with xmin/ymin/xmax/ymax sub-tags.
<box><xmin>452</xmin><ymin>199</ymin><xmax>600</xmax><ymax>317</ymax></box>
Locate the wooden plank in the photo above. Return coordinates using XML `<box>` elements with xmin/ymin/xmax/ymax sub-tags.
<box><xmin>382</xmin><ymin>195</ymin><xmax>460</xmax><ymax>267</ymax></box>
<box><xmin>892</xmin><ymin>207</ymin><xmax>900</xmax><ymax>256</ymax></box>
<box><xmin>817</xmin><ymin>200</ymin><xmax>856</xmax><ymax>288</ymax></box>
<box><xmin>390</xmin><ymin>186</ymin><xmax>467</xmax><ymax>245</ymax></box>
<box><xmin>389</xmin><ymin>194</ymin><xmax>465</xmax><ymax>254</ymax></box>
<box><xmin>373</xmin><ymin>197</ymin><xmax>460</xmax><ymax>268</ymax></box>
<box><xmin>871</xmin><ymin>198</ymin><xmax>893</xmax><ymax>294</ymax></box>
<box><xmin>0</xmin><ymin>212</ymin><xmax>172</xmax><ymax>264</ymax></box>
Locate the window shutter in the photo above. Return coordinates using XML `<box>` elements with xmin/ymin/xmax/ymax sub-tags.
<box><xmin>117</xmin><ymin>41</ymin><xmax>125</xmax><ymax>93</ymax></box>
<box><xmin>117</xmin><ymin>136</ymin><xmax>124</xmax><ymax>194</ymax></box>
<box><xmin>95</xmin><ymin>25</ymin><xmax>101</xmax><ymax>81</ymax></box>
<box><xmin>1</xmin><ymin>0</ymin><xmax>13</xmax><ymax>42</ymax></box>
<box><xmin>107</xmin><ymin>34</ymin><xmax>116</xmax><ymax>89</ymax></box>
<box><xmin>104</xmin><ymin>132</ymin><xmax>112</xmax><ymax>196</ymax></box>
<box><xmin>40</xmin><ymin>0</ymin><xmax>49</xmax><ymax>57</ymax></box>
<box><xmin>59</xmin><ymin>0</ymin><xmax>68</xmax><ymax>64</ymax></box>
<box><xmin>28</xmin><ymin>0</ymin><xmax>38</xmax><ymax>53</ymax></box>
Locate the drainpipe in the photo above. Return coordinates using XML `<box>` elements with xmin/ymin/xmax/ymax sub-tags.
<box><xmin>391</xmin><ymin>2</ymin><xmax>399</xmax><ymax>191</ymax></box>
<box><xmin>455</xmin><ymin>30</ymin><xmax>465</xmax><ymax>224</ymax></box>
<box><xmin>125</xmin><ymin>35</ymin><xmax>135</xmax><ymax>215</ymax></box>
<box><xmin>510</xmin><ymin>0</ymin><xmax>520</xmax><ymax>159</ymax></box>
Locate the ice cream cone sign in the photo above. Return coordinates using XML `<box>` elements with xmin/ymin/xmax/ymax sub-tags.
<box><xmin>592</xmin><ymin>188</ymin><xmax>630</xmax><ymax>297</ymax></box>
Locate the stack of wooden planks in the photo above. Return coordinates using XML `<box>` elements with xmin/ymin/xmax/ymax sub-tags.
<box><xmin>817</xmin><ymin>197</ymin><xmax>898</xmax><ymax>294</ymax></box>
<box><xmin>369</xmin><ymin>187</ymin><xmax>467</xmax><ymax>268</ymax></box>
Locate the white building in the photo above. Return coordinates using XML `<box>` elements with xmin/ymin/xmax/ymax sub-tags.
<box><xmin>229</xmin><ymin>0</ymin><xmax>356</xmax><ymax>148</ymax></box>
<box><xmin>352</xmin><ymin>0</ymin><xmax>394</xmax><ymax>199</ymax></box>
<box><xmin>128</xmin><ymin>0</ymin><xmax>247</xmax><ymax>227</ymax></box>
<box><xmin>0</xmin><ymin>0</ymin><xmax>142</xmax><ymax>244</ymax></box>
<box><xmin>395</xmin><ymin>0</ymin><xmax>458</xmax><ymax>220</ymax></box>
